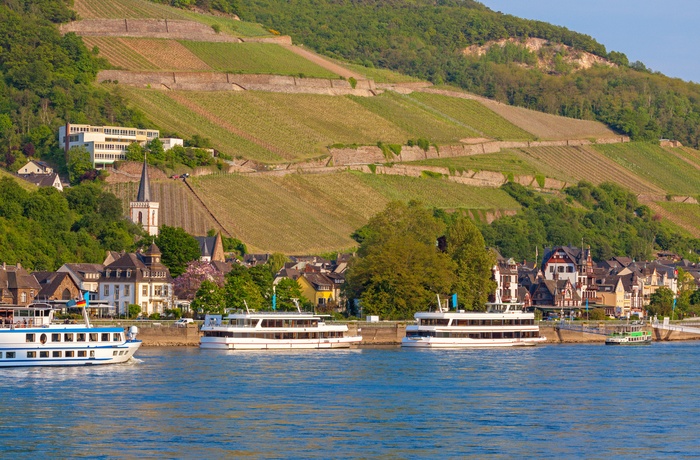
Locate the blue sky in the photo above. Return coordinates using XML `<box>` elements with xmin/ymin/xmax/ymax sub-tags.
<box><xmin>478</xmin><ymin>0</ymin><xmax>700</xmax><ymax>83</ymax></box>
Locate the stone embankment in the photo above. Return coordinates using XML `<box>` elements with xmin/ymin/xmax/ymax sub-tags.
<box><xmin>98</xmin><ymin>70</ymin><xmax>377</xmax><ymax>96</ymax></box>
<box><xmin>60</xmin><ymin>19</ymin><xmax>292</xmax><ymax>44</ymax></box>
<box><xmin>130</xmin><ymin>322</ymin><xmax>700</xmax><ymax>347</ymax></box>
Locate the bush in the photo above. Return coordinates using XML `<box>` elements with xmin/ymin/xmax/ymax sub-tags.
<box><xmin>128</xmin><ymin>304</ymin><xmax>141</xmax><ymax>319</ymax></box>
<box><xmin>348</xmin><ymin>77</ymin><xmax>357</xmax><ymax>89</ymax></box>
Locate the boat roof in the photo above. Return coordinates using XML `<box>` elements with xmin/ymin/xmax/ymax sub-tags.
<box><xmin>224</xmin><ymin>311</ymin><xmax>323</xmax><ymax>319</ymax></box>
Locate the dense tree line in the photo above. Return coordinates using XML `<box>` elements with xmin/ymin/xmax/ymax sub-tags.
<box><xmin>0</xmin><ymin>177</ymin><xmax>142</xmax><ymax>270</ymax></box>
<box><xmin>229</xmin><ymin>0</ymin><xmax>700</xmax><ymax>146</ymax></box>
<box><xmin>344</xmin><ymin>201</ymin><xmax>496</xmax><ymax>319</ymax></box>
<box><xmin>479</xmin><ymin>182</ymin><xmax>700</xmax><ymax>264</ymax></box>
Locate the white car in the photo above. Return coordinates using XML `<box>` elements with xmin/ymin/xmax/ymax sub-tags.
<box><xmin>172</xmin><ymin>318</ymin><xmax>194</xmax><ymax>328</ymax></box>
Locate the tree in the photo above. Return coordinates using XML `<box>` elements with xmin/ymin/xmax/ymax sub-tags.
<box><xmin>224</xmin><ymin>272</ymin><xmax>266</xmax><ymax>311</ymax></box>
<box><xmin>173</xmin><ymin>261</ymin><xmax>225</xmax><ymax>300</ymax></box>
<box><xmin>191</xmin><ymin>279</ymin><xmax>227</xmax><ymax>315</ymax></box>
<box><xmin>676</xmin><ymin>268</ymin><xmax>696</xmax><ymax>317</ymax></box>
<box><xmin>66</xmin><ymin>146</ymin><xmax>94</xmax><ymax>185</ymax></box>
<box><xmin>125</xmin><ymin>142</ymin><xmax>144</xmax><ymax>161</ymax></box>
<box><xmin>345</xmin><ymin>201</ymin><xmax>456</xmax><ymax>319</ymax></box>
<box><xmin>589</xmin><ymin>308</ymin><xmax>607</xmax><ymax>321</ymax></box>
<box><xmin>445</xmin><ymin>216</ymin><xmax>496</xmax><ymax>311</ymax></box>
<box><xmin>128</xmin><ymin>303</ymin><xmax>141</xmax><ymax>319</ymax></box>
<box><xmin>267</xmin><ymin>252</ymin><xmax>288</xmax><ymax>275</ymax></box>
<box><xmin>275</xmin><ymin>278</ymin><xmax>305</xmax><ymax>311</ymax></box>
<box><xmin>147</xmin><ymin>138</ymin><xmax>165</xmax><ymax>161</ymax></box>
<box><xmin>154</xmin><ymin>225</ymin><xmax>202</xmax><ymax>277</ymax></box>
<box><xmin>648</xmin><ymin>287</ymin><xmax>675</xmax><ymax>318</ymax></box>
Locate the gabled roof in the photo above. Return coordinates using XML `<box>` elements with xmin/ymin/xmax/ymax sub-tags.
<box><xmin>195</xmin><ymin>236</ymin><xmax>217</xmax><ymax>257</ymax></box>
<box><xmin>35</xmin><ymin>272</ymin><xmax>78</xmax><ymax>299</ymax></box>
<box><xmin>302</xmin><ymin>273</ymin><xmax>333</xmax><ymax>290</ymax></box>
<box><xmin>19</xmin><ymin>172</ymin><xmax>61</xmax><ymax>188</ymax></box>
<box><xmin>0</xmin><ymin>264</ymin><xmax>41</xmax><ymax>290</ymax></box>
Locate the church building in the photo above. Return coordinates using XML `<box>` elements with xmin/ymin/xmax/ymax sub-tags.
<box><xmin>130</xmin><ymin>158</ymin><xmax>160</xmax><ymax>236</ymax></box>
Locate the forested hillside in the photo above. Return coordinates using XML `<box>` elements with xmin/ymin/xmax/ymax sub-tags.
<box><xmin>235</xmin><ymin>0</ymin><xmax>700</xmax><ymax>147</ymax></box>
<box><xmin>0</xmin><ymin>0</ymin><xmax>150</xmax><ymax>173</ymax></box>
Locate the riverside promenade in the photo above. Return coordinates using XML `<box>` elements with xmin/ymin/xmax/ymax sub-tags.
<box><xmin>99</xmin><ymin>320</ymin><xmax>700</xmax><ymax>346</ymax></box>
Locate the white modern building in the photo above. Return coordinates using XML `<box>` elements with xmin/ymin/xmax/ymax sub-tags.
<box><xmin>58</xmin><ymin>124</ymin><xmax>181</xmax><ymax>169</ymax></box>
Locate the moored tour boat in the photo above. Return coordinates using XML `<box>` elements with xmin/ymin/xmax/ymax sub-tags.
<box><xmin>200</xmin><ymin>310</ymin><xmax>362</xmax><ymax>350</ymax></box>
<box><xmin>0</xmin><ymin>302</ymin><xmax>141</xmax><ymax>367</ymax></box>
<box><xmin>605</xmin><ymin>322</ymin><xmax>652</xmax><ymax>345</ymax></box>
<box><xmin>402</xmin><ymin>299</ymin><xmax>546</xmax><ymax>348</ymax></box>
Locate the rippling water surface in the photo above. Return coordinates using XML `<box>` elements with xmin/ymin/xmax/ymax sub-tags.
<box><xmin>1</xmin><ymin>343</ymin><xmax>699</xmax><ymax>458</ymax></box>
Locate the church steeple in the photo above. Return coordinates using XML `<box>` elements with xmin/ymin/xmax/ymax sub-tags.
<box><xmin>129</xmin><ymin>155</ymin><xmax>160</xmax><ymax>236</ymax></box>
<box><xmin>136</xmin><ymin>156</ymin><xmax>151</xmax><ymax>202</ymax></box>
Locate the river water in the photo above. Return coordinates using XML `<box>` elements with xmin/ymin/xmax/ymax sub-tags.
<box><xmin>1</xmin><ymin>343</ymin><xmax>698</xmax><ymax>458</ymax></box>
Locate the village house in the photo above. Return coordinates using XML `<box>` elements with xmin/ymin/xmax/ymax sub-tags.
<box><xmin>298</xmin><ymin>272</ymin><xmax>336</xmax><ymax>309</ymax></box>
<box><xmin>492</xmin><ymin>253</ymin><xmax>519</xmax><ymax>302</ymax></box>
<box><xmin>17</xmin><ymin>160</ymin><xmax>53</xmax><ymax>175</ymax></box>
<box><xmin>17</xmin><ymin>160</ymin><xmax>63</xmax><ymax>191</ymax></box>
<box><xmin>0</xmin><ymin>263</ymin><xmax>41</xmax><ymax>306</ymax></box>
<box><xmin>97</xmin><ymin>244</ymin><xmax>173</xmax><ymax>317</ymax></box>
<box><xmin>541</xmin><ymin>246</ymin><xmax>596</xmax><ymax>303</ymax></box>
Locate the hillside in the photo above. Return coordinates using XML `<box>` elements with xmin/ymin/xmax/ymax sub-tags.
<box><xmin>1</xmin><ymin>0</ymin><xmax>699</xmax><ymax>260</ymax></box>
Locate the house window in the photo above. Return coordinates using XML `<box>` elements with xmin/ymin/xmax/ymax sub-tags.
<box><xmin>154</xmin><ymin>286</ymin><xmax>163</xmax><ymax>297</ymax></box>
<box><xmin>124</xmin><ymin>285</ymin><xmax>130</xmax><ymax>296</ymax></box>
<box><xmin>549</xmin><ymin>266</ymin><xmax>554</xmax><ymax>272</ymax></box>
<box><xmin>104</xmin><ymin>285</ymin><xmax>110</xmax><ymax>296</ymax></box>
<box><xmin>115</xmin><ymin>286</ymin><xmax>120</xmax><ymax>298</ymax></box>
<box><xmin>163</xmin><ymin>285</ymin><xmax>168</xmax><ymax>297</ymax></box>
<box><xmin>20</xmin><ymin>292</ymin><xmax>27</xmax><ymax>303</ymax></box>
<box><xmin>142</xmin><ymin>285</ymin><xmax>148</xmax><ymax>296</ymax></box>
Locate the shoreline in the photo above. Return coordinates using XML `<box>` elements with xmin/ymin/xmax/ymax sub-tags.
<box><xmin>134</xmin><ymin>323</ymin><xmax>700</xmax><ymax>347</ymax></box>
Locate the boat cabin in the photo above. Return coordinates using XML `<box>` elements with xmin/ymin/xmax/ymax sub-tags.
<box><xmin>0</xmin><ymin>304</ymin><xmax>54</xmax><ymax>328</ymax></box>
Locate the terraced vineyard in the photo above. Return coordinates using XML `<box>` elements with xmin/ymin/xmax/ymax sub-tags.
<box><xmin>190</xmin><ymin>171</ymin><xmax>521</xmax><ymax>253</ymax></box>
<box><xmin>107</xmin><ymin>180</ymin><xmax>219</xmax><ymax>236</ymax></box>
<box><xmin>349</xmin><ymin>92</ymin><xmax>480</xmax><ymax>143</ymax></box>
<box><xmin>174</xmin><ymin>91</ymin><xmax>412</xmax><ymax>158</ymax></box>
<box><xmin>181</xmin><ymin>42</ymin><xmax>339</xmax><ymax>77</ymax></box>
<box><xmin>512</xmin><ymin>146</ymin><xmax>664</xmax><ymax>194</ymax></box>
<box><xmin>407</xmin><ymin>92</ymin><xmax>535</xmax><ymax>140</ymax></box>
<box><xmin>594</xmin><ymin>143</ymin><xmax>700</xmax><ymax>195</ymax></box>
<box><xmin>120</xmin><ymin>87</ymin><xmax>282</xmax><ymax>161</ymax></box>
<box><xmin>341</xmin><ymin>63</ymin><xmax>424</xmax><ymax>83</ymax></box>
<box><xmin>74</xmin><ymin>0</ymin><xmax>193</xmax><ymax>20</ymax></box>
<box><xmin>73</xmin><ymin>0</ymin><xmax>271</xmax><ymax>37</ymax></box>
<box><xmin>651</xmin><ymin>202</ymin><xmax>700</xmax><ymax>238</ymax></box>
<box><xmin>82</xmin><ymin>37</ymin><xmax>161</xmax><ymax>70</ymax></box>
<box><xmin>408</xmin><ymin>152</ymin><xmax>541</xmax><ymax>176</ymax></box>
<box><xmin>668</xmin><ymin>147</ymin><xmax>700</xmax><ymax>169</ymax></box>
<box><xmin>428</xmin><ymin>86</ymin><xmax>615</xmax><ymax>140</ymax></box>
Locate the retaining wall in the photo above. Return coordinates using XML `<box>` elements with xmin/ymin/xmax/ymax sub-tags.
<box><xmin>60</xmin><ymin>19</ymin><xmax>243</xmax><ymax>42</ymax></box>
<box><xmin>98</xmin><ymin>70</ymin><xmax>377</xmax><ymax>96</ymax></box>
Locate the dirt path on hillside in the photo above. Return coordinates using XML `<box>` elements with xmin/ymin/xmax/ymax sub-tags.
<box><xmin>280</xmin><ymin>44</ymin><xmax>363</xmax><ymax>80</ymax></box>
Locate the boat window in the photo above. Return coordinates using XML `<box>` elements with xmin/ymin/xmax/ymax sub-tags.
<box><xmin>27</xmin><ymin>351</ymin><xmax>36</xmax><ymax>358</ymax></box>
<box><xmin>64</xmin><ymin>333</ymin><xmax>74</xmax><ymax>342</ymax></box>
<box><xmin>113</xmin><ymin>333</ymin><xmax>121</xmax><ymax>341</ymax></box>
<box><xmin>26</xmin><ymin>333</ymin><xmax>35</xmax><ymax>343</ymax></box>
<box><xmin>0</xmin><ymin>352</ymin><xmax>2</xmax><ymax>359</ymax></box>
<box><xmin>78</xmin><ymin>351</ymin><xmax>86</xmax><ymax>357</ymax></box>
<box><xmin>53</xmin><ymin>351</ymin><xmax>62</xmax><ymax>358</ymax></box>
<box><xmin>6</xmin><ymin>352</ymin><xmax>14</xmax><ymax>359</ymax></box>
<box><xmin>77</xmin><ymin>333</ymin><xmax>86</xmax><ymax>342</ymax></box>
<box><xmin>90</xmin><ymin>351</ymin><xmax>95</xmax><ymax>358</ymax></box>
<box><xmin>65</xmin><ymin>351</ymin><xmax>74</xmax><ymax>358</ymax></box>
<box><xmin>113</xmin><ymin>351</ymin><xmax>118</xmax><ymax>356</ymax></box>
<box><xmin>101</xmin><ymin>333</ymin><xmax>110</xmax><ymax>342</ymax></box>
<box><xmin>40</xmin><ymin>351</ymin><xmax>49</xmax><ymax>358</ymax></box>
<box><xmin>89</xmin><ymin>333</ymin><xmax>98</xmax><ymax>342</ymax></box>
<box><xmin>51</xmin><ymin>333</ymin><xmax>61</xmax><ymax>342</ymax></box>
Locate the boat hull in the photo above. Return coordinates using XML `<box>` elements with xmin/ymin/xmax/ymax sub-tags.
<box><xmin>200</xmin><ymin>336</ymin><xmax>362</xmax><ymax>350</ymax></box>
<box><xmin>604</xmin><ymin>337</ymin><xmax>652</xmax><ymax>345</ymax></box>
<box><xmin>0</xmin><ymin>340</ymin><xmax>142</xmax><ymax>367</ymax></box>
<box><xmin>401</xmin><ymin>336</ymin><xmax>546</xmax><ymax>348</ymax></box>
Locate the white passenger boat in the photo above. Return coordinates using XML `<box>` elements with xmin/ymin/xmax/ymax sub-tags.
<box><xmin>0</xmin><ymin>302</ymin><xmax>141</xmax><ymax>367</ymax></box>
<box><xmin>200</xmin><ymin>310</ymin><xmax>362</xmax><ymax>350</ymax></box>
<box><xmin>402</xmin><ymin>298</ymin><xmax>546</xmax><ymax>348</ymax></box>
